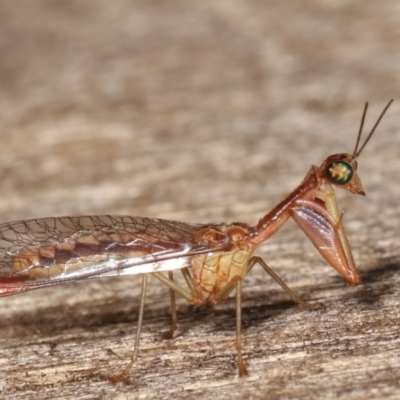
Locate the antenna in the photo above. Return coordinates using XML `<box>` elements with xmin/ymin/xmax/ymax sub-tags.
<box><xmin>353</xmin><ymin>99</ymin><xmax>393</xmax><ymax>158</ymax></box>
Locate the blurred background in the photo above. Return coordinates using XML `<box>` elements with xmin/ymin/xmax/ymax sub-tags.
<box><xmin>0</xmin><ymin>1</ymin><xmax>399</xmax><ymax>399</ymax></box>
<box><xmin>1</xmin><ymin>1</ymin><xmax>398</xmax><ymax>223</ymax></box>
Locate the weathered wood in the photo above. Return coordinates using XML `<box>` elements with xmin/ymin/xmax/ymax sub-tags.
<box><xmin>0</xmin><ymin>1</ymin><xmax>399</xmax><ymax>399</ymax></box>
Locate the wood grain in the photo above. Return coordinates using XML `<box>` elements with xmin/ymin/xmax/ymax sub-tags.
<box><xmin>0</xmin><ymin>1</ymin><xmax>399</xmax><ymax>399</ymax></box>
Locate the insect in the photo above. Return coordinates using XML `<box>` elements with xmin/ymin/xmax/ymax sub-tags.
<box><xmin>0</xmin><ymin>101</ymin><xmax>393</xmax><ymax>379</ymax></box>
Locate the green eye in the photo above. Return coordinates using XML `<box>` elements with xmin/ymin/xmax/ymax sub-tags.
<box><xmin>326</xmin><ymin>161</ymin><xmax>354</xmax><ymax>185</ymax></box>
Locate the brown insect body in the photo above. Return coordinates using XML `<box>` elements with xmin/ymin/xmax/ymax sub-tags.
<box><xmin>0</xmin><ymin>101</ymin><xmax>393</xmax><ymax>379</ymax></box>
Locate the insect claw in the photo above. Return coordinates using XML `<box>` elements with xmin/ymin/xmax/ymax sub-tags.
<box><xmin>109</xmin><ymin>360</ymin><xmax>135</xmax><ymax>384</ymax></box>
<box><xmin>295</xmin><ymin>296</ymin><xmax>324</xmax><ymax>311</ymax></box>
<box><xmin>161</xmin><ymin>329</ymin><xmax>174</xmax><ymax>340</ymax></box>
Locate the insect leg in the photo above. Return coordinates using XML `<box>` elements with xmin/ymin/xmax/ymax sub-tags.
<box><xmin>131</xmin><ymin>274</ymin><xmax>148</xmax><ymax>361</ymax></box>
<box><xmin>212</xmin><ymin>275</ymin><xmax>241</xmax><ymax>303</ymax></box>
<box><xmin>235</xmin><ymin>279</ymin><xmax>247</xmax><ymax>376</ymax></box>
<box><xmin>110</xmin><ymin>273</ymin><xmax>149</xmax><ymax>383</ymax></box>
<box><xmin>181</xmin><ymin>267</ymin><xmax>194</xmax><ymax>292</ymax></box>
<box><xmin>213</xmin><ymin>276</ymin><xmax>248</xmax><ymax>375</ymax></box>
<box><xmin>249</xmin><ymin>256</ymin><xmax>322</xmax><ymax>310</ymax></box>
<box><xmin>162</xmin><ymin>271</ymin><xmax>178</xmax><ymax>339</ymax></box>
<box><xmin>291</xmin><ymin>198</ymin><xmax>360</xmax><ymax>285</ymax></box>
<box><xmin>151</xmin><ymin>271</ymin><xmax>199</xmax><ymax>304</ymax></box>
<box><xmin>210</xmin><ymin>276</ymin><xmax>247</xmax><ymax>375</ymax></box>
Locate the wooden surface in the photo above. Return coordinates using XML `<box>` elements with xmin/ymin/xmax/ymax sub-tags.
<box><xmin>0</xmin><ymin>1</ymin><xmax>400</xmax><ymax>399</ymax></box>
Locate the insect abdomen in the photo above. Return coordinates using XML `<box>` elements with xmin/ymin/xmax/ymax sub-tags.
<box><xmin>191</xmin><ymin>249</ymin><xmax>252</xmax><ymax>303</ymax></box>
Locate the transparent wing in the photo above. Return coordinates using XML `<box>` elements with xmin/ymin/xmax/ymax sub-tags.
<box><xmin>0</xmin><ymin>215</ymin><xmax>231</xmax><ymax>297</ymax></box>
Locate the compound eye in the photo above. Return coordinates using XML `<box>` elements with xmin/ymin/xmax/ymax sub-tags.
<box><xmin>326</xmin><ymin>160</ymin><xmax>354</xmax><ymax>185</ymax></box>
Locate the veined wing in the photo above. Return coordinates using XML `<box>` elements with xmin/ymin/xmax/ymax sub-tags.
<box><xmin>0</xmin><ymin>215</ymin><xmax>231</xmax><ymax>297</ymax></box>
